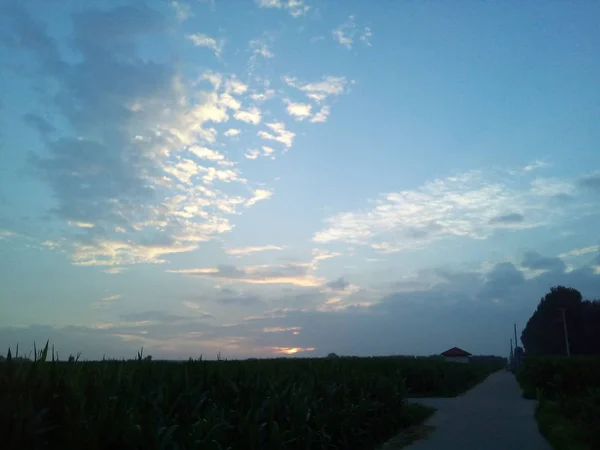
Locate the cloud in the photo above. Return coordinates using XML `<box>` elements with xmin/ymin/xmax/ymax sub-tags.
<box><xmin>579</xmin><ymin>173</ymin><xmax>600</xmax><ymax>191</ymax></box>
<box><xmin>283</xmin><ymin>75</ymin><xmax>350</xmax><ymax>103</ymax></box>
<box><xmin>234</xmin><ymin>107</ymin><xmax>262</xmax><ymax>125</ymax></box>
<box><xmin>170</xmin><ymin>1</ymin><xmax>193</xmax><ymax>21</ymax></box>
<box><xmin>559</xmin><ymin>246</ymin><xmax>600</xmax><ymax>258</ymax></box>
<box><xmin>249</xmin><ymin>39</ymin><xmax>274</xmax><ymax>59</ymax></box>
<box><xmin>187</xmin><ymin>33</ymin><xmax>224</xmax><ymax>56</ymax></box>
<box><xmin>245</xmin><ymin>149</ymin><xmax>261</xmax><ymax>160</ymax></box>
<box><xmin>285</xmin><ymin>100</ymin><xmax>312</xmax><ymax>120</ymax></box>
<box><xmin>521</xmin><ymin>251</ymin><xmax>566</xmax><ymax>274</ymax></box>
<box><xmin>310</xmin><ymin>105</ymin><xmax>330</xmax><ymax>123</ymax></box>
<box><xmin>226</xmin><ymin>245</ymin><xmax>286</xmax><ymax>256</ymax></box>
<box><xmin>3</xmin><ymin>5</ymin><xmax>279</xmax><ymax>268</ymax></box>
<box><xmin>0</xmin><ymin>229</ymin><xmax>17</xmax><ymax>240</ymax></box>
<box><xmin>224</xmin><ymin>128</ymin><xmax>241</xmax><ymax>137</ymax></box>
<box><xmin>168</xmin><ymin>263</ymin><xmax>324</xmax><ymax>287</ymax></box>
<box><xmin>103</xmin><ymin>267</ymin><xmax>128</xmax><ymax>275</ymax></box>
<box><xmin>360</xmin><ymin>27</ymin><xmax>373</xmax><ymax>46</ymax></box>
<box><xmin>257</xmin><ymin>122</ymin><xmax>295</xmax><ymax>148</ymax></box>
<box><xmin>92</xmin><ymin>294</ymin><xmax>121</xmax><ymax>309</ymax></box>
<box><xmin>522</xmin><ymin>160</ymin><xmax>550</xmax><ymax>172</ymax></box>
<box><xmin>332</xmin><ymin>16</ymin><xmax>371</xmax><ymax>49</ymax></box>
<box><xmin>251</xmin><ymin>90</ymin><xmax>275</xmax><ymax>102</ymax></box>
<box><xmin>255</xmin><ymin>0</ymin><xmax>310</xmax><ymax>17</ymax></box>
<box><xmin>217</xmin><ymin>289</ymin><xmax>266</xmax><ymax>307</ymax></box>
<box><xmin>313</xmin><ymin>169</ymin><xmax>593</xmax><ymax>252</ymax></box>
<box><xmin>246</xmin><ymin>189</ymin><xmax>273</xmax><ymax>206</ymax></box>
<box><xmin>181</xmin><ymin>301</ymin><xmax>214</xmax><ymax>318</ymax></box>
<box><xmin>488</xmin><ymin>212</ymin><xmax>525</xmax><ymax>225</ymax></box>
<box><xmin>332</xmin><ymin>16</ymin><xmax>356</xmax><ymax>48</ymax></box>
<box><xmin>325</xmin><ymin>277</ymin><xmax>350</xmax><ymax>291</ymax></box>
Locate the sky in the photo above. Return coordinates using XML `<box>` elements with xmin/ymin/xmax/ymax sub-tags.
<box><xmin>1</xmin><ymin>0</ymin><xmax>599</xmax><ymax>360</ymax></box>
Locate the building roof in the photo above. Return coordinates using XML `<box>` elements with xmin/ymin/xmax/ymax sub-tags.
<box><xmin>441</xmin><ymin>347</ymin><xmax>472</xmax><ymax>357</ymax></box>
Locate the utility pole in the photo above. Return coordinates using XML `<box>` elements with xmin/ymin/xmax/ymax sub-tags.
<box><xmin>510</xmin><ymin>338</ymin><xmax>513</xmax><ymax>369</ymax></box>
<box><xmin>559</xmin><ymin>308</ymin><xmax>571</xmax><ymax>357</ymax></box>
<box><xmin>514</xmin><ymin>324</ymin><xmax>518</xmax><ymax>349</ymax></box>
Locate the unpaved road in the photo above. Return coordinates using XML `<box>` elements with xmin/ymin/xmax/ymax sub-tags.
<box><xmin>403</xmin><ymin>370</ymin><xmax>552</xmax><ymax>450</ymax></box>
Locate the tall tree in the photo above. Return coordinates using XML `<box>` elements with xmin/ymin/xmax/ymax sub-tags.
<box><xmin>521</xmin><ymin>286</ymin><xmax>587</xmax><ymax>355</ymax></box>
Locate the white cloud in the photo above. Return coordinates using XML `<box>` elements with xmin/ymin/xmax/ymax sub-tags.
<box><xmin>285</xmin><ymin>100</ymin><xmax>312</xmax><ymax>120</ymax></box>
<box><xmin>224</xmin><ymin>128</ymin><xmax>241</xmax><ymax>137</ymax></box>
<box><xmin>234</xmin><ymin>107</ymin><xmax>262</xmax><ymax>125</ymax></box>
<box><xmin>283</xmin><ymin>75</ymin><xmax>350</xmax><ymax>103</ymax></box>
<box><xmin>249</xmin><ymin>39</ymin><xmax>274</xmax><ymax>59</ymax></box>
<box><xmin>104</xmin><ymin>267</ymin><xmax>128</xmax><ymax>275</ymax></box>
<box><xmin>181</xmin><ymin>301</ymin><xmax>214</xmax><ymax>318</ymax></box>
<box><xmin>310</xmin><ymin>105</ymin><xmax>330</xmax><ymax>123</ymax></box>
<box><xmin>68</xmin><ymin>221</ymin><xmax>95</xmax><ymax>229</ymax></box>
<box><xmin>523</xmin><ymin>160</ymin><xmax>550</xmax><ymax>172</ymax></box>
<box><xmin>171</xmin><ymin>1</ymin><xmax>193</xmax><ymax>21</ymax></box>
<box><xmin>559</xmin><ymin>246</ymin><xmax>600</xmax><ymax>258</ymax></box>
<box><xmin>187</xmin><ymin>33</ymin><xmax>224</xmax><ymax>57</ymax></box>
<box><xmin>246</xmin><ymin>188</ymin><xmax>273</xmax><ymax>206</ymax></box>
<box><xmin>332</xmin><ymin>16</ymin><xmax>372</xmax><ymax>49</ymax></box>
<box><xmin>255</xmin><ymin>0</ymin><xmax>310</xmax><ymax>17</ymax></box>
<box><xmin>245</xmin><ymin>149</ymin><xmax>261</xmax><ymax>160</ymax></box>
<box><xmin>219</xmin><ymin>93</ymin><xmax>241</xmax><ymax>110</ymax></box>
<box><xmin>313</xmin><ymin>170</ymin><xmax>582</xmax><ymax>252</ymax></box>
<box><xmin>257</xmin><ymin>122</ymin><xmax>295</xmax><ymax>148</ymax></box>
<box><xmin>92</xmin><ymin>294</ymin><xmax>122</xmax><ymax>309</ymax></box>
<box><xmin>226</xmin><ymin>245</ymin><xmax>286</xmax><ymax>256</ymax></box>
<box><xmin>0</xmin><ymin>229</ymin><xmax>17</xmax><ymax>239</ymax></box>
<box><xmin>360</xmin><ymin>27</ymin><xmax>373</xmax><ymax>46</ymax></box>
<box><xmin>251</xmin><ymin>90</ymin><xmax>275</xmax><ymax>102</ymax></box>
<box><xmin>262</xmin><ymin>146</ymin><xmax>275</xmax><ymax>156</ymax></box>
<box><xmin>189</xmin><ymin>146</ymin><xmax>225</xmax><ymax>162</ymax></box>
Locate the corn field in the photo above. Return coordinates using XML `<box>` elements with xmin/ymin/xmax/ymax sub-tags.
<box><xmin>0</xmin><ymin>343</ymin><xmax>502</xmax><ymax>450</ymax></box>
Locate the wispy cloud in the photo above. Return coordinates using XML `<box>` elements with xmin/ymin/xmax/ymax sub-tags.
<box><xmin>169</xmin><ymin>263</ymin><xmax>324</xmax><ymax>287</ymax></box>
<box><xmin>257</xmin><ymin>122</ymin><xmax>295</xmax><ymax>148</ymax></box>
<box><xmin>234</xmin><ymin>107</ymin><xmax>262</xmax><ymax>125</ymax></box>
<box><xmin>171</xmin><ymin>1</ymin><xmax>193</xmax><ymax>21</ymax></box>
<box><xmin>310</xmin><ymin>105</ymin><xmax>330</xmax><ymax>123</ymax></box>
<box><xmin>255</xmin><ymin>0</ymin><xmax>310</xmax><ymax>17</ymax></box>
<box><xmin>249</xmin><ymin>38</ymin><xmax>274</xmax><ymax>59</ymax></box>
<box><xmin>314</xmin><ymin>169</ymin><xmax>592</xmax><ymax>252</ymax></box>
<box><xmin>246</xmin><ymin>189</ymin><xmax>273</xmax><ymax>206</ymax></box>
<box><xmin>283</xmin><ymin>75</ymin><xmax>350</xmax><ymax>103</ymax></box>
<box><xmin>226</xmin><ymin>245</ymin><xmax>286</xmax><ymax>256</ymax></box>
<box><xmin>332</xmin><ymin>16</ymin><xmax>372</xmax><ymax>49</ymax></box>
<box><xmin>92</xmin><ymin>294</ymin><xmax>122</xmax><ymax>309</ymax></box>
<box><xmin>559</xmin><ymin>246</ymin><xmax>600</xmax><ymax>258</ymax></box>
<box><xmin>187</xmin><ymin>33</ymin><xmax>224</xmax><ymax>56</ymax></box>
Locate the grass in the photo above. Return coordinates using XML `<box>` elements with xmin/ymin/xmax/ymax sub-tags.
<box><xmin>377</xmin><ymin>404</ymin><xmax>436</xmax><ymax>449</ymax></box>
<box><xmin>517</xmin><ymin>356</ymin><xmax>600</xmax><ymax>450</ymax></box>
<box><xmin>535</xmin><ymin>401</ymin><xmax>589</xmax><ymax>450</ymax></box>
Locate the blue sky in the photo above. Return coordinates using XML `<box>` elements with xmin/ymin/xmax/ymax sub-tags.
<box><xmin>1</xmin><ymin>0</ymin><xmax>599</xmax><ymax>360</ymax></box>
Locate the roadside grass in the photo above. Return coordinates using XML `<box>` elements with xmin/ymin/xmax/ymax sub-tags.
<box><xmin>377</xmin><ymin>404</ymin><xmax>436</xmax><ymax>450</ymax></box>
<box><xmin>535</xmin><ymin>401</ymin><xmax>589</xmax><ymax>450</ymax></box>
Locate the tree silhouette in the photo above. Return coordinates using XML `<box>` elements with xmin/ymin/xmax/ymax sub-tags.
<box><xmin>522</xmin><ymin>286</ymin><xmax>600</xmax><ymax>355</ymax></box>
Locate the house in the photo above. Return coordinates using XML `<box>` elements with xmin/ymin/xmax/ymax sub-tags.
<box><xmin>441</xmin><ymin>347</ymin><xmax>472</xmax><ymax>363</ymax></box>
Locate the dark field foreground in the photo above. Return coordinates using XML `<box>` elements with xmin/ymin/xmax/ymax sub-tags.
<box><xmin>0</xmin><ymin>349</ymin><xmax>503</xmax><ymax>450</ymax></box>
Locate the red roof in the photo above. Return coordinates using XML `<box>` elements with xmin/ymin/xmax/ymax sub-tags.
<box><xmin>441</xmin><ymin>347</ymin><xmax>472</xmax><ymax>357</ymax></box>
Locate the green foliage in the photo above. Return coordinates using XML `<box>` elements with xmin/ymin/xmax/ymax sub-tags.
<box><xmin>518</xmin><ymin>356</ymin><xmax>600</xmax><ymax>450</ymax></box>
<box><xmin>0</xmin><ymin>350</ymin><xmax>501</xmax><ymax>450</ymax></box>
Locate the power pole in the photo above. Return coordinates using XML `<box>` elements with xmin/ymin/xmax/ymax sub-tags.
<box><xmin>559</xmin><ymin>308</ymin><xmax>571</xmax><ymax>357</ymax></box>
<box><xmin>514</xmin><ymin>323</ymin><xmax>518</xmax><ymax>349</ymax></box>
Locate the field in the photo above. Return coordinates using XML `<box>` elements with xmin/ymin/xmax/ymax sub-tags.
<box><xmin>0</xmin><ymin>345</ymin><xmax>503</xmax><ymax>450</ymax></box>
<box><xmin>517</xmin><ymin>356</ymin><xmax>600</xmax><ymax>450</ymax></box>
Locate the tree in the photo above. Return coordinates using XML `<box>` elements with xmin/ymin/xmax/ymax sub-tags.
<box><xmin>521</xmin><ymin>286</ymin><xmax>595</xmax><ymax>356</ymax></box>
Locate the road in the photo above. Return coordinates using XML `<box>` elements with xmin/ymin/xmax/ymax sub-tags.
<box><xmin>403</xmin><ymin>370</ymin><xmax>552</xmax><ymax>450</ymax></box>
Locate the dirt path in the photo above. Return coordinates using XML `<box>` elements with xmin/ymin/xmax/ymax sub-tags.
<box><xmin>401</xmin><ymin>370</ymin><xmax>552</xmax><ymax>450</ymax></box>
